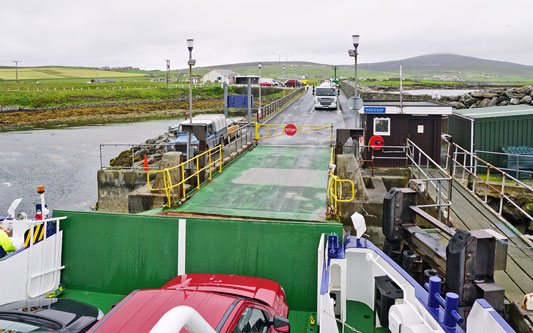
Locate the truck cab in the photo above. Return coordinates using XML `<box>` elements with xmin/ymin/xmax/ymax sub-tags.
<box><xmin>314</xmin><ymin>82</ymin><xmax>338</xmax><ymax>110</ymax></box>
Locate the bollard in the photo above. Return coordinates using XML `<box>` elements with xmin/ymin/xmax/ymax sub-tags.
<box><xmin>424</xmin><ymin>276</ymin><xmax>442</xmax><ymax>310</ymax></box>
<box><xmin>443</xmin><ymin>292</ymin><xmax>463</xmax><ymax>328</ymax></box>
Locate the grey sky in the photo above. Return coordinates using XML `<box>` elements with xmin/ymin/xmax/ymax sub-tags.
<box><xmin>2</xmin><ymin>0</ymin><xmax>532</xmax><ymax>69</ymax></box>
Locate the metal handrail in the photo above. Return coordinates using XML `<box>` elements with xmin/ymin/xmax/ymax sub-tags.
<box><xmin>257</xmin><ymin>87</ymin><xmax>305</xmax><ymax>121</ymax></box>
<box><xmin>406</xmin><ymin>139</ymin><xmax>453</xmax><ymax>223</ymax></box>
<box><xmin>475</xmin><ymin>150</ymin><xmax>533</xmax><ymax>176</ymax></box>
<box><xmin>446</xmin><ymin>141</ymin><xmax>533</xmax><ymax>223</ymax></box>
<box><xmin>327</xmin><ymin>147</ymin><xmax>355</xmax><ymax>217</ymax></box>
<box><xmin>255</xmin><ymin>123</ymin><xmax>333</xmax><ymax>142</ymax></box>
<box><xmin>147</xmin><ymin>145</ymin><xmax>223</xmax><ymax>207</ymax></box>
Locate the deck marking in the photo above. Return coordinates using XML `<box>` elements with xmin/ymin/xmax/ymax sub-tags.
<box><xmin>178</xmin><ymin>219</ymin><xmax>186</xmax><ymax>275</ymax></box>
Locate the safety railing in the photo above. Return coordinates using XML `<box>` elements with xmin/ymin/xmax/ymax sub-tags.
<box><xmin>99</xmin><ymin>143</ymin><xmax>176</xmax><ymax>170</ymax></box>
<box><xmin>406</xmin><ymin>139</ymin><xmax>453</xmax><ymax>223</ymax></box>
<box><xmin>356</xmin><ymin>144</ymin><xmax>408</xmax><ymax>176</ymax></box>
<box><xmin>327</xmin><ymin>147</ymin><xmax>355</xmax><ymax>217</ymax></box>
<box><xmin>147</xmin><ymin>145</ymin><xmax>223</xmax><ymax>208</ymax></box>
<box><xmin>255</xmin><ymin>123</ymin><xmax>333</xmax><ymax>142</ymax></box>
<box><xmin>475</xmin><ymin>150</ymin><xmax>533</xmax><ymax>178</ymax></box>
<box><xmin>445</xmin><ymin>140</ymin><xmax>533</xmax><ymax>224</ymax></box>
<box><xmin>256</xmin><ymin>87</ymin><xmax>305</xmax><ymax>121</ymax></box>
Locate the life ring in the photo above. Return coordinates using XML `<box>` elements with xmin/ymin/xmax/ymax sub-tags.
<box><xmin>369</xmin><ymin>135</ymin><xmax>385</xmax><ymax>150</ymax></box>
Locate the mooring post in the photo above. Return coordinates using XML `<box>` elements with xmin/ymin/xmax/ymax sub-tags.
<box><xmin>224</xmin><ymin>82</ymin><xmax>228</xmax><ymax>118</ymax></box>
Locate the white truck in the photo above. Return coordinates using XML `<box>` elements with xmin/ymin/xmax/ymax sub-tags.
<box><xmin>314</xmin><ymin>82</ymin><xmax>339</xmax><ymax>110</ymax></box>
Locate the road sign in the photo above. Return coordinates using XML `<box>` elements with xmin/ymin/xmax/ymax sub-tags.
<box><xmin>348</xmin><ymin>96</ymin><xmax>363</xmax><ymax>111</ymax></box>
<box><xmin>364</xmin><ymin>106</ymin><xmax>386</xmax><ymax>113</ymax></box>
<box><xmin>284</xmin><ymin>124</ymin><xmax>297</xmax><ymax>136</ymax></box>
<box><xmin>369</xmin><ymin>135</ymin><xmax>384</xmax><ymax>150</ymax></box>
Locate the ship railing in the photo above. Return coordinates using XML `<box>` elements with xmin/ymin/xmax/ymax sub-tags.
<box><xmin>445</xmin><ymin>140</ymin><xmax>533</xmax><ymax>224</ymax></box>
<box><xmin>406</xmin><ymin>138</ymin><xmax>453</xmax><ymax>223</ymax></box>
<box><xmin>147</xmin><ymin>145</ymin><xmax>223</xmax><ymax>208</ymax></box>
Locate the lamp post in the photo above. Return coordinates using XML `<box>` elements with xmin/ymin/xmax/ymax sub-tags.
<box><xmin>12</xmin><ymin>60</ymin><xmax>20</xmax><ymax>83</ymax></box>
<box><xmin>352</xmin><ymin>34</ymin><xmax>360</xmax><ymax>127</ymax></box>
<box><xmin>186</xmin><ymin>38</ymin><xmax>196</xmax><ymax>161</ymax></box>
<box><xmin>258</xmin><ymin>63</ymin><xmax>262</xmax><ymax>118</ymax></box>
<box><xmin>282</xmin><ymin>65</ymin><xmax>286</xmax><ymax>97</ymax></box>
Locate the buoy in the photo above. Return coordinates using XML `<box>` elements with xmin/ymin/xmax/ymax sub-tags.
<box><xmin>143</xmin><ymin>154</ymin><xmax>149</xmax><ymax>171</ymax></box>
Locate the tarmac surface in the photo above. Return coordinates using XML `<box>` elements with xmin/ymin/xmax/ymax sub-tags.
<box><xmin>257</xmin><ymin>88</ymin><xmax>356</xmax><ymax>146</ymax></box>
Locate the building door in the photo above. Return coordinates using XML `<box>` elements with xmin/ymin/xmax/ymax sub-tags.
<box><xmin>408</xmin><ymin>118</ymin><xmax>437</xmax><ymax>165</ymax></box>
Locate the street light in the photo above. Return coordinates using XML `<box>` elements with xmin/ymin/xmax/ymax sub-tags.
<box><xmin>349</xmin><ymin>34</ymin><xmax>360</xmax><ymax>128</ymax></box>
<box><xmin>258</xmin><ymin>63</ymin><xmax>262</xmax><ymax>118</ymax></box>
<box><xmin>186</xmin><ymin>38</ymin><xmax>196</xmax><ymax>161</ymax></box>
<box><xmin>282</xmin><ymin>65</ymin><xmax>286</xmax><ymax>97</ymax></box>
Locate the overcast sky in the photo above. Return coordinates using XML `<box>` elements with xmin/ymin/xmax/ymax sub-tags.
<box><xmin>1</xmin><ymin>0</ymin><xmax>532</xmax><ymax>70</ymax></box>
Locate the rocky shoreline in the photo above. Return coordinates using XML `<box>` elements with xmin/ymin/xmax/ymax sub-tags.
<box><xmin>443</xmin><ymin>85</ymin><xmax>533</xmax><ymax>109</ymax></box>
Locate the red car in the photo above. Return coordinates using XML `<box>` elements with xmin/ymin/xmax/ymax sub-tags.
<box><xmin>90</xmin><ymin>274</ymin><xmax>290</xmax><ymax>332</ymax></box>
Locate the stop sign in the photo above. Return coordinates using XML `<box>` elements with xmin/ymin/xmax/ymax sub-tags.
<box><xmin>284</xmin><ymin>124</ymin><xmax>297</xmax><ymax>136</ymax></box>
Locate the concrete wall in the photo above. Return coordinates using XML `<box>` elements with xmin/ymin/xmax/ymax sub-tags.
<box><xmin>341</xmin><ymin>81</ymin><xmax>433</xmax><ymax>102</ymax></box>
<box><xmin>97</xmin><ymin>169</ymin><xmax>154</xmax><ymax>213</ymax></box>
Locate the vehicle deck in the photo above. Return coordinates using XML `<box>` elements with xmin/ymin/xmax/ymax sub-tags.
<box><xmin>159</xmin><ymin>145</ymin><xmax>332</xmax><ymax>222</ymax></box>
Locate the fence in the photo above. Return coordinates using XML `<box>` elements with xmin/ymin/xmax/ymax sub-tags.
<box><xmin>4</xmin><ymin>84</ymin><xmax>208</xmax><ymax>92</ymax></box>
<box><xmin>257</xmin><ymin>87</ymin><xmax>305</xmax><ymax>121</ymax></box>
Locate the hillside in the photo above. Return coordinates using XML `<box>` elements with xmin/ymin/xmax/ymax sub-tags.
<box><xmin>0</xmin><ymin>67</ymin><xmax>140</xmax><ymax>81</ymax></box>
<box><xmin>181</xmin><ymin>54</ymin><xmax>533</xmax><ymax>83</ymax></box>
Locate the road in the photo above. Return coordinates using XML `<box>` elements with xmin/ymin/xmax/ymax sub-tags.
<box><xmin>256</xmin><ymin>89</ymin><xmax>357</xmax><ymax>146</ymax></box>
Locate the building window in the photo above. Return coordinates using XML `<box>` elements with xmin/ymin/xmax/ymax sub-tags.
<box><xmin>373</xmin><ymin>117</ymin><xmax>390</xmax><ymax>136</ymax></box>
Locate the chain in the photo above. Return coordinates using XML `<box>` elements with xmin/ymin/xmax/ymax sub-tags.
<box><xmin>321</xmin><ymin>309</ymin><xmax>362</xmax><ymax>333</ymax></box>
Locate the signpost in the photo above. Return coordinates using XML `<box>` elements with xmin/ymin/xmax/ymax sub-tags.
<box><xmin>348</xmin><ymin>96</ymin><xmax>363</xmax><ymax>111</ymax></box>
<box><xmin>284</xmin><ymin>124</ymin><xmax>297</xmax><ymax>136</ymax></box>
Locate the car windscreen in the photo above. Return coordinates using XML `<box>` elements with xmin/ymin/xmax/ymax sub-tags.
<box><xmin>0</xmin><ymin>313</ymin><xmax>62</xmax><ymax>332</ymax></box>
<box><xmin>316</xmin><ymin>87</ymin><xmax>336</xmax><ymax>96</ymax></box>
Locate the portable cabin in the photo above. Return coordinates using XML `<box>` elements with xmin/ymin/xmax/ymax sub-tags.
<box><xmin>360</xmin><ymin>101</ymin><xmax>452</xmax><ymax>167</ymax></box>
<box><xmin>448</xmin><ymin>105</ymin><xmax>533</xmax><ymax>170</ymax></box>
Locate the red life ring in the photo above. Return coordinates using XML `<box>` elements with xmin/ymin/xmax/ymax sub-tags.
<box><xmin>369</xmin><ymin>135</ymin><xmax>385</xmax><ymax>150</ymax></box>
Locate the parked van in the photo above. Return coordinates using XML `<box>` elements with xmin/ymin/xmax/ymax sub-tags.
<box><xmin>314</xmin><ymin>82</ymin><xmax>338</xmax><ymax>110</ymax></box>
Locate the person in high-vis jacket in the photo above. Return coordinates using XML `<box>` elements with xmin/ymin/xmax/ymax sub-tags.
<box><xmin>0</xmin><ymin>226</ymin><xmax>16</xmax><ymax>258</ymax></box>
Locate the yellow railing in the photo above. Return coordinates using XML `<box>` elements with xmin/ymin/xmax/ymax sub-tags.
<box><xmin>328</xmin><ymin>147</ymin><xmax>355</xmax><ymax>216</ymax></box>
<box><xmin>255</xmin><ymin>123</ymin><xmax>333</xmax><ymax>144</ymax></box>
<box><xmin>147</xmin><ymin>145</ymin><xmax>223</xmax><ymax>207</ymax></box>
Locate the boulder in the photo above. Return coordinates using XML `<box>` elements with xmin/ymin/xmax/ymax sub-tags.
<box><xmin>515</xmin><ymin>86</ymin><xmax>532</xmax><ymax>95</ymax></box>
<box><xmin>510</xmin><ymin>98</ymin><xmax>520</xmax><ymax>105</ymax></box>
<box><xmin>488</xmin><ymin>96</ymin><xmax>499</xmax><ymax>107</ymax></box>
<box><xmin>479</xmin><ymin>98</ymin><xmax>491</xmax><ymax>108</ymax></box>
<box><xmin>499</xmin><ymin>101</ymin><xmax>509</xmax><ymax>106</ymax></box>
<box><xmin>519</xmin><ymin>95</ymin><xmax>532</xmax><ymax>104</ymax></box>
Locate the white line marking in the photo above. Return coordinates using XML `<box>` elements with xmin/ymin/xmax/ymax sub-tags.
<box><xmin>178</xmin><ymin>219</ymin><xmax>186</xmax><ymax>275</ymax></box>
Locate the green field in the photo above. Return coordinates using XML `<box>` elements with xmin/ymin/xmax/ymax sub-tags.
<box><xmin>0</xmin><ymin>67</ymin><xmax>141</xmax><ymax>81</ymax></box>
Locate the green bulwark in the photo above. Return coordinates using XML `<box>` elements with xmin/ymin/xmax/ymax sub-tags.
<box><xmin>55</xmin><ymin>210</ymin><xmax>342</xmax><ymax>314</ymax></box>
<box><xmin>172</xmin><ymin>145</ymin><xmax>331</xmax><ymax>222</ymax></box>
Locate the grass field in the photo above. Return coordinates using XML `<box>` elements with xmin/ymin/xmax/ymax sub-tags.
<box><xmin>0</xmin><ymin>67</ymin><xmax>141</xmax><ymax>80</ymax></box>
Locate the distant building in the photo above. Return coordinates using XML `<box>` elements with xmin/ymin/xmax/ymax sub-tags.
<box><xmin>202</xmin><ymin>69</ymin><xmax>238</xmax><ymax>84</ymax></box>
<box><xmin>90</xmin><ymin>79</ymin><xmax>115</xmax><ymax>83</ymax></box>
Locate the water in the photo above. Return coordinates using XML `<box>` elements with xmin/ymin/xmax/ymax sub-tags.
<box><xmin>0</xmin><ymin>119</ymin><xmax>181</xmax><ymax>216</ymax></box>
<box><xmin>401</xmin><ymin>89</ymin><xmax>477</xmax><ymax>96</ymax></box>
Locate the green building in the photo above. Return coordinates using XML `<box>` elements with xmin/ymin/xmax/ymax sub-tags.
<box><xmin>448</xmin><ymin>105</ymin><xmax>533</xmax><ymax>168</ymax></box>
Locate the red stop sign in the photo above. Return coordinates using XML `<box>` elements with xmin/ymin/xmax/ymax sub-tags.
<box><xmin>284</xmin><ymin>124</ymin><xmax>297</xmax><ymax>136</ymax></box>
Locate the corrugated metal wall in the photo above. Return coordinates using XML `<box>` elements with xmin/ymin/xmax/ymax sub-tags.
<box><xmin>475</xmin><ymin>115</ymin><xmax>533</xmax><ymax>166</ymax></box>
<box><xmin>447</xmin><ymin>115</ymin><xmax>472</xmax><ymax>152</ymax></box>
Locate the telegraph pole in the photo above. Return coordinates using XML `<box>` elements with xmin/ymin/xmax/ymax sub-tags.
<box><xmin>12</xmin><ymin>60</ymin><xmax>21</xmax><ymax>83</ymax></box>
<box><xmin>166</xmin><ymin>59</ymin><xmax>170</xmax><ymax>87</ymax></box>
